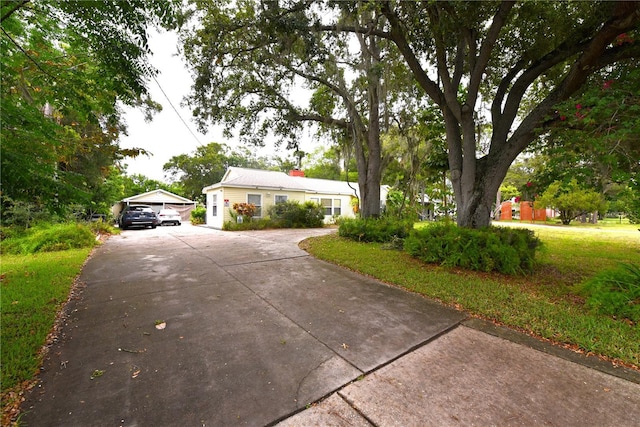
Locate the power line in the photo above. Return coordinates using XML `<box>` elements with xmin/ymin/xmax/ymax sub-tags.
<box><xmin>151</xmin><ymin>75</ymin><xmax>203</xmax><ymax>146</ymax></box>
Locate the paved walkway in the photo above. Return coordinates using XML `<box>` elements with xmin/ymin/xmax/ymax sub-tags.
<box><xmin>21</xmin><ymin>226</ymin><xmax>640</xmax><ymax>426</ymax></box>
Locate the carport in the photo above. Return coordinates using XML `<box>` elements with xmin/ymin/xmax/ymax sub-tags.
<box><xmin>113</xmin><ymin>189</ymin><xmax>197</xmax><ymax>221</ymax></box>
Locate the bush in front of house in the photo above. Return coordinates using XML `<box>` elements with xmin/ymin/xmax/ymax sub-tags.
<box><xmin>267</xmin><ymin>201</ymin><xmax>324</xmax><ymax>228</ymax></box>
<box><xmin>190</xmin><ymin>206</ymin><xmax>206</xmax><ymax>224</ymax></box>
<box><xmin>223</xmin><ymin>217</ymin><xmax>271</xmax><ymax>231</ymax></box>
<box><xmin>404</xmin><ymin>222</ymin><xmax>541</xmax><ymax>275</ymax></box>
<box><xmin>338</xmin><ymin>217</ymin><xmax>414</xmax><ymax>243</ymax></box>
<box><xmin>223</xmin><ymin>201</ymin><xmax>325</xmax><ymax>230</ymax></box>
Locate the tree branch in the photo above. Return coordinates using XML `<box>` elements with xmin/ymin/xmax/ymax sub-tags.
<box><xmin>1</xmin><ymin>0</ymin><xmax>30</xmax><ymax>23</ymax></box>
<box><xmin>380</xmin><ymin>1</ymin><xmax>444</xmax><ymax>105</ymax></box>
<box><xmin>468</xmin><ymin>1</ymin><xmax>515</xmax><ymax>108</ymax></box>
<box><xmin>287</xmin><ymin>112</ymin><xmax>349</xmax><ymax>129</ymax></box>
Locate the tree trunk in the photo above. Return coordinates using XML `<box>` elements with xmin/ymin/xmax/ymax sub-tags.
<box><xmin>356</xmin><ymin>122</ymin><xmax>383</xmax><ymax>218</ymax></box>
<box><xmin>353</xmin><ymin>23</ymin><xmax>383</xmax><ymax>219</ymax></box>
<box><xmin>360</xmin><ymin>172</ymin><xmax>381</xmax><ymax>218</ymax></box>
<box><xmin>455</xmin><ymin>187</ymin><xmax>496</xmax><ymax>228</ymax></box>
<box><xmin>454</xmin><ymin>151</ymin><xmax>513</xmax><ymax>229</ymax></box>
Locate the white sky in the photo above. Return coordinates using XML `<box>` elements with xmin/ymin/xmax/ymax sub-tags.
<box><xmin>119</xmin><ymin>30</ymin><xmax>218</xmax><ymax>181</ymax></box>
<box><xmin>119</xmin><ymin>30</ymin><xmax>317</xmax><ymax>182</ymax></box>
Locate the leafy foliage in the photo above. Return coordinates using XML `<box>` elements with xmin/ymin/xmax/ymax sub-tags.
<box><xmin>338</xmin><ymin>217</ymin><xmax>413</xmax><ymax>243</ymax></box>
<box><xmin>190</xmin><ymin>206</ymin><xmax>206</xmax><ymax>225</ymax></box>
<box><xmin>524</xmin><ymin>67</ymin><xmax>640</xmax><ymax>221</ymax></box>
<box><xmin>163</xmin><ymin>143</ymin><xmax>270</xmax><ymax>202</ymax></box>
<box><xmin>578</xmin><ymin>263</ymin><xmax>640</xmax><ymax>323</ymax></box>
<box><xmin>382</xmin><ymin>106</ymin><xmax>451</xmax><ymax>219</ymax></box>
<box><xmin>543</xmin><ymin>68</ymin><xmax>640</xmax><ymax>190</ymax></box>
<box><xmin>267</xmin><ymin>201</ymin><xmax>324</xmax><ymax>228</ymax></box>
<box><xmin>181</xmin><ymin>1</ymin><xmax>421</xmax><ymax>218</ymax></box>
<box><xmin>383</xmin><ymin>188</ymin><xmax>420</xmax><ymax>221</ymax></box>
<box><xmin>0</xmin><ymin>199</ymin><xmax>53</xmax><ymax>228</ymax></box>
<box><xmin>121</xmin><ymin>174</ymin><xmax>184</xmax><ymax>199</ymax></box>
<box><xmin>233</xmin><ymin>203</ymin><xmax>257</xmax><ymax>219</ymax></box>
<box><xmin>404</xmin><ymin>223</ymin><xmax>541</xmax><ymax>275</ymax></box>
<box><xmin>1</xmin><ymin>0</ymin><xmax>179</xmax><ymax>215</ymax></box>
<box><xmin>0</xmin><ymin>223</ymin><xmax>97</xmax><ymax>255</ymax></box>
<box><xmin>182</xmin><ymin>1</ymin><xmax>639</xmax><ymax>227</ymax></box>
<box><xmin>537</xmin><ymin>180</ymin><xmax>608</xmax><ymax>225</ymax></box>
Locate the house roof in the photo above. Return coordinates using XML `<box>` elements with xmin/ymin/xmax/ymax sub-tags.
<box><xmin>202</xmin><ymin>167</ymin><xmax>360</xmax><ymax>197</ymax></box>
<box><xmin>123</xmin><ymin>189</ymin><xmax>196</xmax><ymax>204</ymax></box>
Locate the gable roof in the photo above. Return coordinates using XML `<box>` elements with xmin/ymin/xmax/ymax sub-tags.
<box><xmin>123</xmin><ymin>189</ymin><xmax>195</xmax><ymax>204</ymax></box>
<box><xmin>202</xmin><ymin>167</ymin><xmax>359</xmax><ymax>197</ymax></box>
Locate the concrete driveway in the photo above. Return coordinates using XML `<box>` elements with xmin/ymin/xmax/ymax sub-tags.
<box><xmin>21</xmin><ymin>225</ymin><xmax>640</xmax><ymax>426</ymax></box>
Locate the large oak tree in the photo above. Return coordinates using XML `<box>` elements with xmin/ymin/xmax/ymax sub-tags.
<box><xmin>182</xmin><ymin>0</ymin><xmax>638</xmax><ymax>227</ymax></box>
<box><xmin>182</xmin><ymin>0</ymin><xmax>424</xmax><ymax>217</ymax></box>
<box><xmin>379</xmin><ymin>0</ymin><xmax>639</xmax><ymax>227</ymax></box>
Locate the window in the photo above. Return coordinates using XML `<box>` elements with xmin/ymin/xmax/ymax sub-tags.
<box><xmin>247</xmin><ymin>194</ymin><xmax>262</xmax><ymax>217</ymax></box>
<box><xmin>319</xmin><ymin>198</ymin><xmax>342</xmax><ymax>216</ymax></box>
<box><xmin>321</xmin><ymin>198</ymin><xmax>332</xmax><ymax>216</ymax></box>
<box><xmin>333</xmin><ymin>199</ymin><xmax>341</xmax><ymax>216</ymax></box>
<box><xmin>211</xmin><ymin>194</ymin><xmax>218</xmax><ymax>216</ymax></box>
<box><xmin>275</xmin><ymin>194</ymin><xmax>288</xmax><ymax>204</ymax></box>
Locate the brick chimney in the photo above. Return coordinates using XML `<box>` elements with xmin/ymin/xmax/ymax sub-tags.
<box><xmin>289</xmin><ymin>169</ymin><xmax>305</xmax><ymax>177</ymax></box>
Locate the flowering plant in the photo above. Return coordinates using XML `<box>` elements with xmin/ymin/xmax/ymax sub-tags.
<box><xmin>518</xmin><ymin>181</ymin><xmax>537</xmax><ymax>202</ymax></box>
<box><xmin>233</xmin><ymin>202</ymin><xmax>256</xmax><ymax>218</ymax></box>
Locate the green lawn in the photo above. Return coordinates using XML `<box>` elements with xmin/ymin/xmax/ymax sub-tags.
<box><xmin>1</xmin><ymin>249</ymin><xmax>91</xmax><ymax>394</ymax></box>
<box><xmin>303</xmin><ymin>223</ymin><xmax>640</xmax><ymax>368</ymax></box>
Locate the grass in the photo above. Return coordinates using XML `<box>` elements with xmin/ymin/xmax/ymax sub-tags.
<box><xmin>1</xmin><ymin>249</ymin><xmax>91</xmax><ymax>394</ymax></box>
<box><xmin>302</xmin><ymin>223</ymin><xmax>640</xmax><ymax>368</ymax></box>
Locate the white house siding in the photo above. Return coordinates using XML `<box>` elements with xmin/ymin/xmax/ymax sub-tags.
<box><xmin>205</xmin><ymin>188</ymin><xmax>225</xmax><ymax>229</ymax></box>
<box><xmin>306</xmin><ymin>193</ymin><xmax>356</xmax><ymax>221</ymax></box>
<box><xmin>206</xmin><ymin>187</ymin><xmax>308</xmax><ymax>228</ymax></box>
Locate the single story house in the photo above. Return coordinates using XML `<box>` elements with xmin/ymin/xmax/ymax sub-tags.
<box><xmin>202</xmin><ymin>167</ymin><xmax>389</xmax><ymax>229</ymax></box>
<box><xmin>113</xmin><ymin>189</ymin><xmax>197</xmax><ymax>221</ymax></box>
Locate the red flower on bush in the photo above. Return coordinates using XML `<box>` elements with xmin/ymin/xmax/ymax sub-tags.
<box><xmin>602</xmin><ymin>80</ymin><xmax>614</xmax><ymax>90</ymax></box>
<box><xmin>615</xmin><ymin>33</ymin><xmax>633</xmax><ymax>46</ymax></box>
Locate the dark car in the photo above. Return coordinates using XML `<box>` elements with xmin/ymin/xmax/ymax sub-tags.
<box><xmin>118</xmin><ymin>205</ymin><xmax>159</xmax><ymax>230</ymax></box>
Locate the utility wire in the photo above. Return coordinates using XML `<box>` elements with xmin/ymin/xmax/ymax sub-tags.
<box><xmin>151</xmin><ymin>75</ymin><xmax>203</xmax><ymax>146</ymax></box>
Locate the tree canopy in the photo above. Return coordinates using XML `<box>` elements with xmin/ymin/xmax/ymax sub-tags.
<box><xmin>1</xmin><ymin>0</ymin><xmax>180</xmax><ymax>217</ymax></box>
<box><xmin>380</xmin><ymin>0</ymin><xmax>639</xmax><ymax>227</ymax></box>
<box><xmin>181</xmin><ymin>0</ymin><xmax>639</xmax><ymax>227</ymax></box>
<box><xmin>163</xmin><ymin>142</ymin><xmax>271</xmax><ymax>202</ymax></box>
<box><xmin>181</xmin><ymin>0</ymin><xmax>426</xmax><ymax>217</ymax></box>
<box><xmin>537</xmin><ymin>180</ymin><xmax>608</xmax><ymax>225</ymax></box>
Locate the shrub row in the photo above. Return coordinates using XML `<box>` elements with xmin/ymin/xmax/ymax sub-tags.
<box><xmin>338</xmin><ymin>218</ymin><xmax>541</xmax><ymax>275</ymax></box>
<box><xmin>338</xmin><ymin>217</ymin><xmax>414</xmax><ymax>242</ymax></box>
<box><xmin>223</xmin><ymin>201</ymin><xmax>325</xmax><ymax>231</ymax></box>
<box><xmin>267</xmin><ymin>201</ymin><xmax>325</xmax><ymax>228</ymax></box>
<box><xmin>404</xmin><ymin>223</ymin><xmax>541</xmax><ymax>274</ymax></box>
